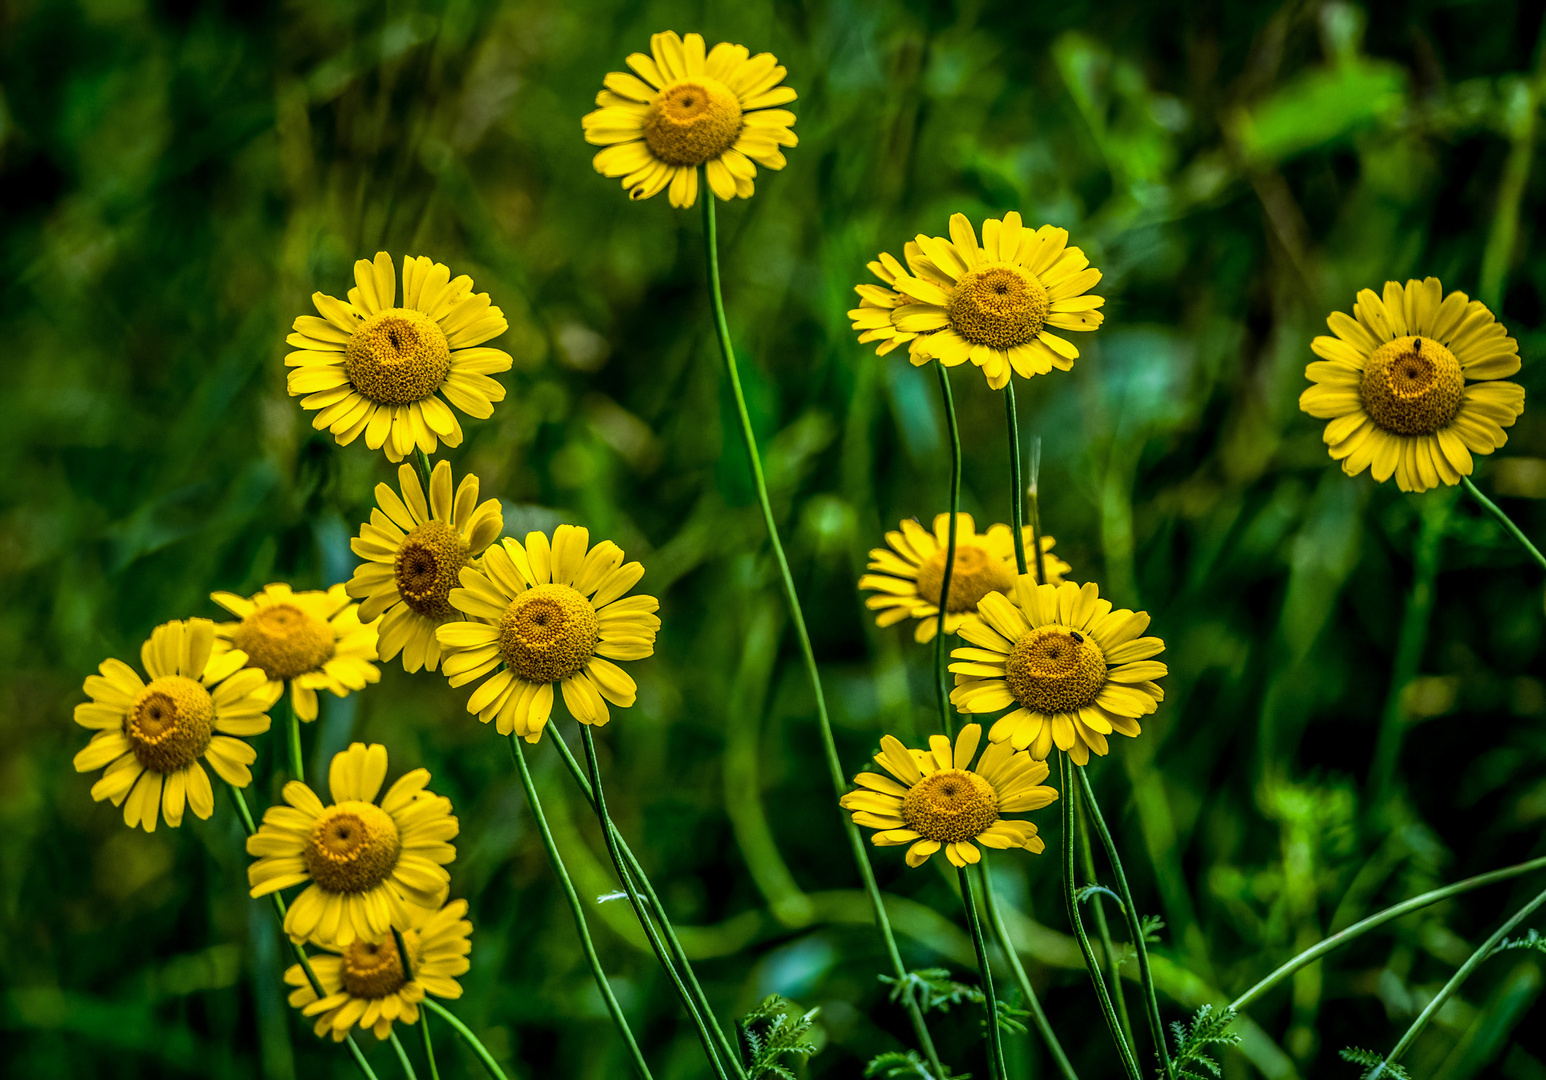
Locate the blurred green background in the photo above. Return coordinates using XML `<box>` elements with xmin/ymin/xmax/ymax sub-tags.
<box><xmin>5</xmin><ymin>0</ymin><xmax>1546</xmax><ymax>1076</ymax></box>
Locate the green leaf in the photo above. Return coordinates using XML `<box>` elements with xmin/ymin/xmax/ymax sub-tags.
<box><xmin>740</xmin><ymin>995</ymin><xmax>820</xmax><ymax>1080</ymax></box>
<box><xmin>1338</xmin><ymin>1046</ymin><xmax>1411</xmax><ymax>1080</ymax></box>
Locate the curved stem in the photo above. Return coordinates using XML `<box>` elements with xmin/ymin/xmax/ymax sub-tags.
<box><xmin>1060</xmin><ymin>755</ymin><xmax>1142</xmax><ymax>1080</ymax></box>
<box><xmin>548</xmin><ymin>733</ymin><xmax>737</xmax><ymax>1070</ymax></box>
<box><xmin>980</xmin><ymin>865</ymin><xmax>1080</xmax><ymax>1080</ymax></box>
<box><xmin>509</xmin><ymin>735</ymin><xmax>655</xmax><ymax>1080</ymax></box>
<box><xmin>1005</xmin><ymin>385</ymin><xmax>1028</xmax><ymax>575</ymax></box>
<box><xmin>347</xmin><ymin>1035</ymin><xmax>385</xmax><ymax>1080</ymax></box>
<box><xmin>420</xmin><ymin>1009</ymin><xmax>442</xmax><ymax>1080</ymax></box>
<box><xmin>934</xmin><ymin>363</ymin><xmax>961</xmax><ymax>739</ymax></box>
<box><xmin>1078</xmin><ymin>801</ymin><xmax>1134</xmax><ymax>1050</ymax></box>
<box><xmin>1372</xmin><ymin>884</ymin><xmax>1546</xmax><ymax>1079</ymax></box>
<box><xmin>414</xmin><ymin>449</ymin><xmax>434</xmax><ymax>491</ymax></box>
<box><xmin>960</xmin><ymin>866</ymin><xmax>1008</xmax><ymax>1080</ymax></box>
<box><xmin>422</xmin><ymin>1000</ymin><xmax>511</xmax><ymax>1080</ymax></box>
<box><xmin>389</xmin><ymin>1030</ymin><xmax>420</xmax><ymax>1080</ymax></box>
<box><xmin>1463</xmin><ymin>476</ymin><xmax>1546</xmax><ymax>570</ymax></box>
<box><xmin>1231</xmin><ymin>854</ymin><xmax>1546</xmax><ymax>1011</ymax></box>
<box><xmin>699</xmin><ymin>172</ymin><xmax>944</xmax><ymax>1078</ymax></box>
<box><xmin>1026</xmin><ymin>435</ymin><xmax>1048</xmax><ymax>586</ymax></box>
<box><xmin>580</xmin><ymin>726</ymin><xmax>736</xmax><ymax>1080</ymax></box>
<box><xmin>1077</xmin><ymin>766</ymin><xmax>1174</xmax><ymax>1080</ymax></box>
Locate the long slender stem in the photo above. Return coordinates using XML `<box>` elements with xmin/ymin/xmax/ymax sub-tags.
<box><xmin>699</xmin><ymin>173</ymin><xmax>944</xmax><ymax>1077</ymax></box>
<box><xmin>1026</xmin><ymin>435</ymin><xmax>1048</xmax><ymax>585</ymax></box>
<box><xmin>548</xmin><ymin>733</ymin><xmax>738</xmax><ymax>1070</ymax></box>
<box><xmin>980</xmin><ymin>865</ymin><xmax>1080</xmax><ymax>1080</ymax></box>
<box><xmin>509</xmin><ymin>735</ymin><xmax>655</xmax><ymax>1080</ymax></box>
<box><xmin>346</xmin><ymin>1036</ymin><xmax>385</xmax><ymax>1080</ymax></box>
<box><xmin>422</xmin><ymin>1000</ymin><xmax>511</xmax><ymax>1080</ymax></box>
<box><xmin>1060</xmin><ymin>755</ymin><xmax>1142</xmax><ymax>1080</ymax></box>
<box><xmin>1372</xmin><ymin>884</ymin><xmax>1546</xmax><ymax>1079</ymax></box>
<box><xmin>1005</xmin><ymin>384</ymin><xmax>1028</xmax><ymax>575</ymax></box>
<box><xmin>389</xmin><ymin>1030</ymin><xmax>420</xmax><ymax>1080</ymax></box>
<box><xmin>934</xmin><ymin>363</ymin><xmax>962</xmax><ymax>739</ymax></box>
<box><xmin>960</xmin><ymin>866</ymin><xmax>1009</xmax><ymax>1080</ymax></box>
<box><xmin>579</xmin><ymin>726</ymin><xmax>736</xmax><ymax>1080</ymax></box>
<box><xmin>281</xmin><ymin>696</ymin><xmax>304</xmax><ymax>786</ymax></box>
<box><xmin>1463</xmin><ymin>476</ymin><xmax>1546</xmax><ymax>570</ymax></box>
<box><xmin>1231</xmin><ymin>853</ymin><xmax>1546</xmax><ymax>1011</ymax></box>
<box><xmin>1078</xmin><ymin>797</ymin><xmax>1134</xmax><ymax>1049</ymax></box>
<box><xmin>1078</xmin><ymin>766</ymin><xmax>1174</xmax><ymax>1080</ymax></box>
<box><xmin>420</xmin><ymin>1009</ymin><xmax>442</xmax><ymax>1080</ymax></box>
<box><xmin>414</xmin><ymin>448</ymin><xmax>434</xmax><ymax>491</ymax></box>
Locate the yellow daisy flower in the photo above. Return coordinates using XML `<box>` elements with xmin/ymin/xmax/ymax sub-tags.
<box><xmin>858</xmin><ymin>513</ymin><xmax>1070</xmax><ymax>643</ymax></box>
<box><xmin>286</xmin><ymin>252</ymin><xmax>513</xmax><ymax>462</ymax></box>
<box><xmin>950</xmin><ymin>580</ymin><xmax>1166</xmax><ymax>766</ymax></box>
<box><xmin>285</xmin><ymin>898</ymin><xmax>472</xmax><ymax>1043</ymax></box>
<box><xmin>210</xmin><ymin>583</ymin><xmax>379</xmax><ymax>722</ymax></box>
<box><xmin>435</xmin><ymin>526</ymin><xmax>660</xmax><ymax>742</ymax></box>
<box><xmin>346</xmin><ymin>460</ymin><xmax>504</xmax><ymax>674</ymax></box>
<box><xmin>73</xmin><ymin>618</ymin><xmax>272</xmax><ymax>832</ymax></box>
<box><xmin>839</xmin><ymin>723</ymin><xmax>1057</xmax><ymax>869</ymax></box>
<box><xmin>581</xmin><ymin>30</ymin><xmax>797</xmax><ymax>208</ymax></box>
<box><xmin>885</xmin><ymin>212</ymin><xmax>1105</xmax><ymax>389</ymax></box>
<box><xmin>247</xmin><ymin>743</ymin><xmax>459</xmax><ymax>947</ymax></box>
<box><xmin>848</xmin><ymin>250</ymin><xmax>917</xmax><ymax>357</ymax></box>
<box><xmin>1300</xmin><ymin>278</ymin><xmax>1525</xmax><ymax>493</ymax></box>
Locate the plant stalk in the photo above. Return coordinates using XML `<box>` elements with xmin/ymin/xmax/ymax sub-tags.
<box><xmin>1078</xmin><ymin>793</ymin><xmax>1135</xmax><ymax>1050</ymax></box>
<box><xmin>934</xmin><ymin>362</ymin><xmax>961</xmax><ymax>739</ymax></box>
<box><xmin>389</xmin><ymin>1030</ymin><xmax>420</xmax><ymax>1080</ymax></box>
<box><xmin>1462</xmin><ymin>476</ymin><xmax>1546</xmax><ymax>570</ymax></box>
<box><xmin>1005</xmin><ymin>384</ymin><xmax>1028</xmax><ymax>575</ymax></box>
<box><xmin>1026</xmin><ymin>435</ymin><xmax>1048</xmax><ymax>586</ymax></box>
<box><xmin>980</xmin><ymin>863</ymin><xmax>1080</xmax><ymax>1080</ymax></box>
<box><xmin>280</xmin><ymin>695</ymin><xmax>304</xmax><ymax>786</ymax></box>
<box><xmin>423</xmin><ymin>1000</ymin><xmax>511</xmax><ymax>1080</ymax></box>
<box><xmin>414</xmin><ymin>448</ymin><xmax>434</xmax><ymax>490</ymax></box>
<box><xmin>961</xmin><ymin>866</ymin><xmax>1009</xmax><ymax>1080</ymax></box>
<box><xmin>420</xmin><ymin>1009</ymin><xmax>442</xmax><ymax>1080</ymax></box>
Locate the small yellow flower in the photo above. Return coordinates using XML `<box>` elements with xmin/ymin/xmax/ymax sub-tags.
<box><xmin>951</xmin><ymin>580</ymin><xmax>1166</xmax><ymax>765</ymax></box>
<box><xmin>211</xmin><ymin>583</ymin><xmax>379</xmax><ymax>722</ymax></box>
<box><xmin>859</xmin><ymin>513</ymin><xmax>1069</xmax><ymax>643</ymax></box>
<box><xmin>880</xmin><ymin>213</ymin><xmax>1104</xmax><ymax>389</ymax></box>
<box><xmin>286</xmin><ymin>898</ymin><xmax>472</xmax><ymax>1043</ymax></box>
<box><xmin>839</xmin><ymin>723</ymin><xmax>1058</xmax><ymax>869</ymax></box>
<box><xmin>73</xmin><ymin>619</ymin><xmax>273</xmax><ymax>832</ymax></box>
<box><xmin>847</xmin><ymin>250</ymin><xmax>915</xmax><ymax>356</ymax></box>
<box><xmin>582</xmin><ymin>30</ymin><xmax>797</xmax><ymax>208</ymax></box>
<box><xmin>247</xmin><ymin>743</ymin><xmax>458</xmax><ymax>947</ymax></box>
<box><xmin>346</xmin><ymin>460</ymin><xmax>504</xmax><ymax>674</ymax></box>
<box><xmin>436</xmin><ymin>526</ymin><xmax>660</xmax><ymax>743</ymax></box>
<box><xmin>1300</xmin><ymin>278</ymin><xmax>1525</xmax><ymax>493</ymax></box>
<box><xmin>286</xmin><ymin>253</ymin><xmax>513</xmax><ymax>462</ymax></box>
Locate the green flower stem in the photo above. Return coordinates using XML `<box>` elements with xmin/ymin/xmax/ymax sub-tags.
<box><xmin>1026</xmin><ymin>435</ymin><xmax>1048</xmax><ymax>586</ymax></box>
<box><xmin>389</xmin><ymin>1030</ymin><xmax>420</xmax><ymax>1080</ymax></box>
<box><xmin>699</xmin><ymin>171</ymin><xmax>945</xmax><ymax>1078</ymax></box>
<box><xmin>579</xmin><ymin>726</ymin><xmax>737</xmax><ymax>1080</ymax></box>
<box><xmin>1060</xmin><ymin>755</ymin><xmax>1142</xmax><ymax>1080</ymax></box>
<box><xmin>1230</xmin><ymin>853</ymin><xmax>1546</xmax><ymax>1011</ymax></box>
<box><xmin>278</xmin><ymin>695</ymin><xmax>304</xmax><ymax>786</ymax></box>
<box><xmin>1005</xmin><ymin>384</ymin><xmax>1028</xmax><ymax>575</ymax></box>
<box><xmin>1077</xmin><ymin>765</ymin><xmax>1174</xmax><ymax>1080</ymax></box>
<box><xmin>979</xmin><ymin>865</ymin><xmax>1080</xmax><ymax>1080</ymax></box>
<box><xmin>1077</xmin><ymin>797</ymin><xmax>1134</xmax><ymax>1050</ymax></box>
<box><xmin>1371</xmin><ymin>883</ymin><xmax>1546</xmax><ymax>1079</ymax></box>
<box><xmin>422</xmin><ymin>1000</ymin><xmax>511</xmax><ymax>1080</ymax></box>
<box><xmin>934</xmin><ymin>363</ymin><xmax>961</xmax><ymax>739</ymax></box>
<box><xmin>508</xmin><ymin>735</ymin><xmax>655</xmax><ymax>1080</ymax></box>
<box><xmin>414</xmin><ymin>448</ymin><xmax>434</xmax><ymax>490</ymax></box>
<box><xmin>1462</xmin><ymin>476</ymin><xmax>1546</xmax><ymax>570</ymax></box>
<box><xmin>547</xmin><ymin>732</ymin><xmax>738</xmax><ymax>1070</ymax></box>
<box><xmin>420</xmin><ymin>1010</ymin><xmax>442</xmax><ymax>1080</ymax></box>
<box><xmin>960</xmin><ymin>866</ymin><xmax>1009</xmax><ymax>1080</ymax></box>
<box><xmin>224</xmin><ymin>781</ymin><xmax>380</xmax><ymax>1080</ymax></box>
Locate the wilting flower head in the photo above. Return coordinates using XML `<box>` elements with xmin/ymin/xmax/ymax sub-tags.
<box><xmin>286</xmin><ymin>898</ymin><xmax>472</xmax><ymax>1042</ymax></box>
<box><xmin>436</xmin><ymin>526</ymin><xmax>660</xmax><ymax>743</ymax></box>
<box><xmin>346</xmin><ymin>460</ymin><xmax>503</xmax><ymax>675</ymax></box>
<box><xmin>860</xmin><ymin>213</ymin><xmax>1104</xmax><ymax>388</ymax></box>
<box><xmin>840</xmin><ymin>723</ymin><xmax>1057</xmax><ymax>869</ymax></box>
<box><xmin>74</xmin><ymin>619</ymin><xmax>273</xmax><ymax>832</ymax></box>
<box><xmin>858</xmin><ymin>513</ymin><xmax>1069</xmax><ymax>643</ymax></box>
<box><xmin>582</xmin><ymin>31</ymin><xmax>797</xmax><ymax>208</ymax></box>
<box><xmin>951</xmin><ymin>580</ymin><xmax>1165</xmax><ymax>765</ymax></box>
<box><xmin>247</xmin><ymin>743</ymin><xmax>458</xmax><ymax>946</ymax></box>
<box><xmin>211</xmin><ymin>583</ymin><xmax>379</xmax><ymax>722</ymax></box>
<box><xmin>286</xmin><ymin>253</ymin><xmax>513</xmax><ymax>462</ymax></box>
<box><xmin>1300</xmin><ymin>278</ymin><xmax>1525</xmax><ymax>492</ymax></box>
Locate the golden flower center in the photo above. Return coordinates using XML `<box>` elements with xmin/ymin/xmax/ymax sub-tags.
<box><xmin>498</xmin><ymin>584</ymin><xmax>599</xmax><ymax>684</ymax></box>
<box><xmin>1005</xmin><ymin>627</ymin><xmax>1108</xmax><ymax>714</ymax></box>
<box><xmin>914</xmin><ymin>543</ymin><xmax>1015</xmax><ymax>613</ymax></box>
<box><xmin>902</xmin><ymin>769</ymin><xmax>999</xmax><ymax>844</ymax></box>
<box><xmin>947</xmin><ymin>264</ymin><xmax>1049</xmax><ymax>350</ymax></box>
<box><xmin>643</xmin><ymin>78</ymin><xmax>744</xmax><ymax>167</ymax></box>
<box><xmin>341</xmin><ymin>930</ymin><xmax>420</xmax><ymax>999</ymax></box>
<box><xmin>304</xmin><ymin>801</ymin><xmax>402</xmax><ymax>894</ymax></box>
<box><xmin>233</xmin><ymin>603</ymin><xmax>336</xmax><ymax>681</ymax></box>
<box><xmin>1360</xmin><ymin>335</ymin><xmax>1464</xmax><ymax>436</ymax></box>
<box><xmin>345</xmin><ymin>308</ymin><xmax>452</xmax><ymax>405</ymax></box>
<box><xmin>126</xmin><ymin>676</ymin><xmax>214</xmax><ymax>773</ymax></box>
<box><xmin>395</xmin><ymin>521</ymin><xmax>470</xmax><ymax>620</ymax></box>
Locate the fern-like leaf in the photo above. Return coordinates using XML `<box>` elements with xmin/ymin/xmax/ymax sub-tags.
<box><xmin>1169</xmin><ymin>1004</ymin><xmax>1240</xmax><ymax>1080</ymax></box>
<box><xmin>739</xmin><ymin>995</ymin><xmax>820</xmax><ymax>1080</ymax></box>
<box><xmin>879</xmin><ymin>969</ymin><xmax>983</xmax><ymax>1014</ymax></box>
<box><xmin>1338</xmin><ymin>1046</ymin><xmax>1411</xmax><ymax>1080</ymax></box>
<box><xmin>864</xmin><ymin>1050</ymin><xmax>969</xmax><ymax>1080</ymax></box>
<box><xmin>1494</xmin><ymin>928</ymin><xmax>1546</xmax><ymax>955</ymax></box>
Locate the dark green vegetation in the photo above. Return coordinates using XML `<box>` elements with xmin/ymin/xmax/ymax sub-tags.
<box><xmin>4</xmin><ymin>0</ymin><xmax>1546</xmax><ymax>1076</ymax></box>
